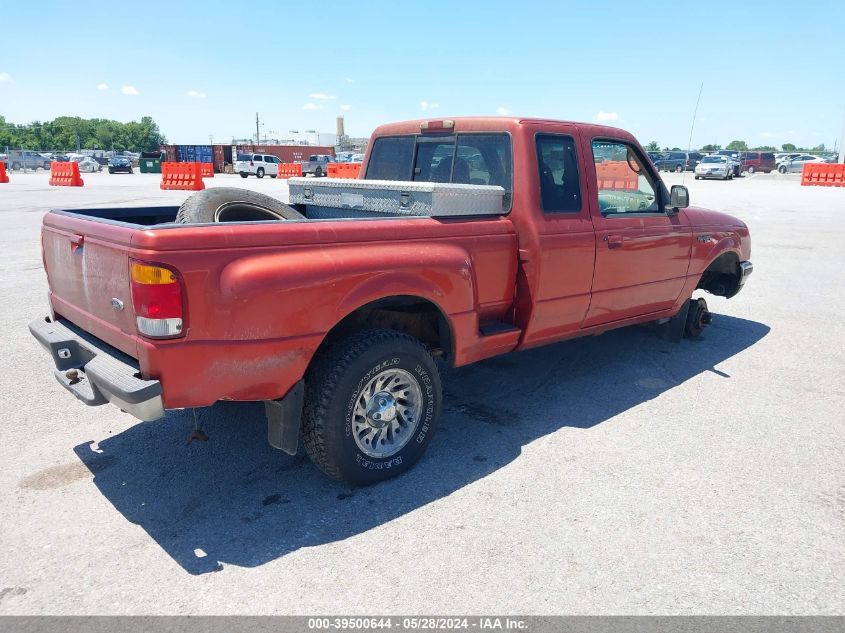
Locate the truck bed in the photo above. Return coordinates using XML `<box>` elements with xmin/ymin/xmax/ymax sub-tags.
<box><xmin>41</xmin><ymin>203</ymin><xmax>519</xmax><ymax>409</ymax></box>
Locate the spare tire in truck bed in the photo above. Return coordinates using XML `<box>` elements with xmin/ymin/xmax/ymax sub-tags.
<box><xmin>175</xmin><ymin>187</ymin><xmax>305</xmax><ymax>223</ymax></box>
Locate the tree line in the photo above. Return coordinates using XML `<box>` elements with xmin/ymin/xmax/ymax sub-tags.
<box><xmin>0</xmin><ymin>115</ymin><xmax>167</xmax><ymax>153</ymax></box>
<box><xmin>645</xmin><ymin>140</ymin><xmax>831</xmax><ymax>153</ymax></box>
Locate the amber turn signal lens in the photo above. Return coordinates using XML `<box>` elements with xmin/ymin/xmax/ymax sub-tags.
<box><xmin>130</xmin><ymin>263</ymin><xmax>176</xmax><ymax>285</ymax></box>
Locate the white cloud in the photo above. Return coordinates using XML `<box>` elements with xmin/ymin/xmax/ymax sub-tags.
<box><xmin>302</xmin><ymin>103</ymin><xmax>320</xmax><ymax>110</ymax></box>
<box><xmin>309</xmin><ymin>92</ymin><xmax>336</xmax><ymax>100</ymax></box>
<box><xmin>340</xmin><ymin>104</ymin><xmax>351</xmax><ymax>111</ymax></box>
<box><xmin>121</xmin><ymin>85</ymin><xmax>139</xmax><ymax>95</ymax></box>
<box><xmin>186</xmin><ymin>90</ymin><xmax>207</xmax><ymax>98</ymax></box>
<box><xmin>595</xmin><ymin>111</ymin><xmax>618</xmax><ymax>123</ymax></box>
<box><xmin>344</xmin><ymin>78</ymin><xmax>354</xmax><ymax>84</ymax></box>
<box><xmin>420</xmin><ymin>100</ymin><xmax>439</xmax><ymax>111</ymax></box>
<box><xmin>496</xmin><ymin>106</ymin><xmax>511</xmax><ymax>115</ymax></box>
<box><xmin>0</xmin><ymin>72</ymin><xmax>12</xmax><ymax>83</ymax></box>
<box><xmin>96</xmin><ymin>82</ymin><xmax>109</xmax><ymax>90</ymax></box>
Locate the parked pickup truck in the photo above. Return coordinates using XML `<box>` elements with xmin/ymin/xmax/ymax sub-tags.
<box><xmin>299</xmin><ymin>154</ymin><xmax>335</xmax><ymax>177</ymax></box>
<box><xmin>29</xmin><ymin>116</ymin><xmax>753</xmax><ymax>485</ymax></box>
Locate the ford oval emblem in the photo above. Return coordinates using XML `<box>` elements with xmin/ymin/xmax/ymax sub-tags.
<box><xmin>111</xmin><ymin>298</ymin><xmax>124</xmax><ymax>311</ymax></box>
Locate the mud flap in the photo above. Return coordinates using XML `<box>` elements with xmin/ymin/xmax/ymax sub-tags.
<box><xmin>264</xmin><ymin>380</ymin><xmax>304</xmax><ymax>455</ymax></box>
<box><xmin>659</xmin><ymin>299</ymin><xmax>692</xmax><ymax>343</ymax></box>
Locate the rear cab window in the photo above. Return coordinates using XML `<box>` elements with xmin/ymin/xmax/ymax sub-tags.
<box><xmin>366</xmin><ymin>133</ymin><xmax>512</xmax><ymax>211</ymax></box>
<box><xmin>536</xmin><ymin>134</ymin><xmax>581</xmax><ymax>213</ymax></box>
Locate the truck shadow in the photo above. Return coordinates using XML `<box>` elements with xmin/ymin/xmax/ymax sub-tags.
<box><xmin>73</xmin><ymin>315</ymin><xmax>769</xmax><ymax>574</ymax></box>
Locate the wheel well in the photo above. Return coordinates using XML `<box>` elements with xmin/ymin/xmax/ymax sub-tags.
<box><xmin>315</xmin><ymin>296</ymin><xmax>453</xmax><ymax>362</ymax></box>
<box><xmin>696</xmin><ymin>252</ymin><xmax>741</xmax><ymax>298</ymax></box>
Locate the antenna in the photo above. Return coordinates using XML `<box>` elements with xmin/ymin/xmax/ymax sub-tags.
<box><xmin>683</xmin><ymin>82</ymin><xmax>704</xmax><ymax>184</ymax></box>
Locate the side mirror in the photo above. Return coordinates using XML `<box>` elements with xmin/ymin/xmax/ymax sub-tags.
<box><xmin>668</xmin><ymin>185</ymin><xmax>689</xmax><ymax>213</ymax></box>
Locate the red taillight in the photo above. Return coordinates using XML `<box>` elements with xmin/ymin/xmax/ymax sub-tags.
<box><xmin>130</xmin><ymin>261</ymin><xmax>185</xmax><ymax>338</ymax></box>
<box><xmin>421</xmin><ymin>119</ymin><xmax>455</xmax><ymax>133</ymax></box>
<box><xmin>250</xmin><ymin>160</ymin><xmax>254</xmax><ymax>166</ymax></box>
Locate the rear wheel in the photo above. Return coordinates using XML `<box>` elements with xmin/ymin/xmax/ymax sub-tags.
<box><xmin>675</xmin><ymin>164</ymin><xmax>683</xmax><ymax>173</ymax></box>
<box><xmin>256</xmin><ymin>167</ymin><xmax>265</xmax><ymax>179</ymax></box>
<box><xmin>746</xmin><ymin>166</ymin><xmax>755</xmax><ymax>174</ymax></box>
<box><xmin>175</xmin><ymin>187</ymin><xmax>304</xmax><ymax>223</ymax></box>
<box><xmin>240</xmin><ymin>172</ymin><xmax>249</xmax><ymax>178</ymax></box>
<box><xmin>302</xmin><ymin>329</ymin><xmax>442</xmax><ymax>485</ymax></box>
<box><xmin>314</xmin><ymin>166</ymin><xmax>323</xmax><ymax>178</ymax></box>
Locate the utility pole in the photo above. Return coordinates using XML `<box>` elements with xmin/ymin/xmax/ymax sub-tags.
<box><xmin>256</xmin><ymin>113</ymin><xmax>260</xmax><ymax>147</ymax></box>
<box><xmin>839</xmin><ymin>106</ymin><xmax>845</xmax><ymax>164</ymax></box>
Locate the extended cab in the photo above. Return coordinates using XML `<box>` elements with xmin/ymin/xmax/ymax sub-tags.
<box><xmin>29</xmin><ymin>116</ymin><xmax>753</xmax><ymax>485</ymax></box>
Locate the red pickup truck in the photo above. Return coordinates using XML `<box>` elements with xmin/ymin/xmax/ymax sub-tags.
<box><xmin>30</xmin><ymin>116</ymin><xmax>752</xmax><ymax>485</ymax></box>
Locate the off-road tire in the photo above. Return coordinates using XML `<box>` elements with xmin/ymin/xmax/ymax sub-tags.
<box><xmin>302</xmin><ymin>329</ymin><xmax>442</xmax><ymax>485</ymax></box>
<box><xmin>175</xmin><ymin>187</ymin><xmax>304</xmax><ymax>223</ymax></box>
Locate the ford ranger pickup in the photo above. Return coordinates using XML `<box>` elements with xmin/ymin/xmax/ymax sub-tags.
<box><xmin>29</xmin><ymin>116</ymin><xmax>753</xmax><ymax>485</ymax></box>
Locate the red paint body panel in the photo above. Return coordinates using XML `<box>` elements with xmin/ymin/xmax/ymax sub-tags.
<box><xmin>40</xmin><ymin>117</ymin><xmax>752</xmax><ymax>411</ymax></box>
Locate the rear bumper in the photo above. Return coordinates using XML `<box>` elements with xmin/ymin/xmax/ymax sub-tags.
<box><xmin>28</xmin><ymin>317</ymin><xmax>164</xmax><ymax>421</ymax></box>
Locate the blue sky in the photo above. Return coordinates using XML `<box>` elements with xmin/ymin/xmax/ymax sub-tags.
<box><xmin>2</xmin><ymin>0</ymin><xmax>844</xmax><ymax>149</ymax></box>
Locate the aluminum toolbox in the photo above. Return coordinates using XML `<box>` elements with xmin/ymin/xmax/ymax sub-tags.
<box><xmin>287</xmin><ymin>177</ymin><xmax>506</xmax><ymax>217</ymax></box>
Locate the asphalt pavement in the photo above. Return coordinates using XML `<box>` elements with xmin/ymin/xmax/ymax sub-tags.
<box><xmin>0</xmin><ymin>170</ymin><xmax>842</xmax><ymax>614</ymax></box>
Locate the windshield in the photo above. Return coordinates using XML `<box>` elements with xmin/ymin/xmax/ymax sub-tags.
<box><xmin>700</xmin><ymin>156</ymin><xmax>723</xmax><ymax>163</ymax></box>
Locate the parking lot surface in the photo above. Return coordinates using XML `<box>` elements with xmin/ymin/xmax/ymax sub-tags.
<box><xmin>0</xmin><ymin>171</ymin><xmax>842</xmax><ymax>614</ymax></box>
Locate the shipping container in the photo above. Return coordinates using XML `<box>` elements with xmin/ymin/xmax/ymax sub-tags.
<box><xmin>236</xmin><ymin>145</ymin><xmax>336</xmax><ymax>163</ymax></box>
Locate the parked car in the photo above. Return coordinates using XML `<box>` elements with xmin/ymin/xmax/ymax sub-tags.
<box><xmin>8</xmin><ymin>150</ymin><xmax>52</xmax><ymax>171</ymax></box>
<box><xmin>234</xmin><ymin>153</ymin><xmax>281</xmax><ymax>178</ymax></box>
<box><xmin>350</xmin><ymin>153</ymin><xmax>365</xmax><ymax>163</ymax></box>
<box><xmin>740</xmin><ymin>151</ymin><xmax>776</xmax><ymax>174</ymax></box>
<box><xmin>775</xmin><ymin>152</ymin><xmax>800</xmax><ymax>165</ymax></box>
<box><xmin>694</xmin><ymin>155</ymin><xmax>732</xmax><ymax>180</ymax></box>
<box><xmin>778</xmin><ymin>154</ymin><xmax>826</xmax><ymax>173</ymax></box>
<box><xmin>28</xmin><ymin>115</ymin><xmax>753</xmax><ymax>485</ymax></box>
<box><xmin>299</xmin><ymin>154</ymin><xmax>335</xmax><ymax>177</ymax></box>
<box><xmin>654</xmin><ymin>151</ymin><xmax>686</xmax><ymax>172</ymax></box>
<box><xmin>654</xmin><ymin>151</ymin><xmax>701</xmax><ymax>172</ymax></box>
<box><xmin>108</xmin><ymin>157</ymin><xmax>133</xmax><ymax>174</ymax></box>
<box><xmin>715</xmin><ymin>150</ymin><xmax>742</xmax><ymax>177</ymax></box>
<box><xmin>646</xmin><ymin>151</ymin><xmax>662</xmax><ymax>167</ymax></box>
<box><xmin>76</xmin><ymin>157</ymin><xmax>102</xmax><ymax>173</ymax></box>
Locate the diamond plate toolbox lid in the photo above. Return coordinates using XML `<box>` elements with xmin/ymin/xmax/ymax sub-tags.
<box><xmin>287</xmin><ymin>177</ymin><xmax>506</xmax><ymax>217</ymax></box>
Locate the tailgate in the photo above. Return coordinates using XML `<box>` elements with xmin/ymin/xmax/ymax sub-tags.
<box><xmin>42</xmin><ymin>214</ymin><xmax>139</xmax><ymax>357</ymax></box>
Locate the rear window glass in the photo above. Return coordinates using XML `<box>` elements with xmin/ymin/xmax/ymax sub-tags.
<box><xmin>366</xmin><ymin>133</ymin><xmax>512</xmax><ymax>210</ymax></box>
<box><xmin>237</xmin><ymin>154</ymin><xmax>252</xmax><ymax>161</ymax></box>
<box><xmin>762</xmin><ymin>152</ymin><xmax>774</xmax><ymax>159</ymax></box>
<box><xmin>366</xmin><ymin>136</ymin><xmax>416</xmax><ymax>181</ymax></box>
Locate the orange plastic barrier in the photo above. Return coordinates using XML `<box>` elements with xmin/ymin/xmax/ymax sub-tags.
<box><xmin>801</xmin><ymin>163</ymin><xmax>845</xmax><ymax>187</ymax></box>
<box><xmin>200</xmin><ymin>163</ymin><xmax>214</xmax><ymax>178</ymax></box>
<box><xmin>0</xmin><ymin>162</ymin><xmax>8</xmax><ymax>183</ymax></box>
<box><xmin>595</xmin><ymin>160</ymin><xmax>638</xmax><ymax>191</ymax></box>
<box><xmin>277</xmin><ymin>163</ymin><xmax>303</xmax><ymax>179</ymax></box>
<box><xmin>160</xmin><ymin>162</ymin><xmax>205</xmax><ymax>191</ymax></box>
<box><xmin>327</xmin><ymin>163</ymin><xmax>362</xmax><ymax>178</ymax></box>
<box><xmin>49</xmin><ymin>161</ymin><xmax>84</xmax><ymax>187</ymax></box>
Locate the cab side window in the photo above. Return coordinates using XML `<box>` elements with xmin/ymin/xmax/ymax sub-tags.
<box><xmin>591</xmin><ymin>140</ymin><xmax>659</xmax><ymax>215</ymax></box>
<box><xmin>536</xmin><ymin>134</ymin><xmax>581</xmax><ymax>213</ymax></box>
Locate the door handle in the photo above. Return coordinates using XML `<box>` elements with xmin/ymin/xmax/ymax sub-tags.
<box><xmin>604</xmin><ymin>234</ymin><xmax>623</xmax><ymax>249</ymax></box>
